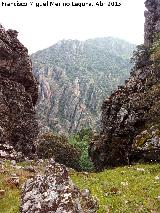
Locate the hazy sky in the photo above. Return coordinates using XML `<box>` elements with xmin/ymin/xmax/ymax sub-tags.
<box><xmin>0</xmin><ymin>0</ymin><xmax>145</xmax><ymax>53</ymax></box>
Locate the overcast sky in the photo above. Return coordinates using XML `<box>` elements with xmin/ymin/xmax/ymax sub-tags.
<box><xmin>0</xmin><ymin>0</ymin><xmax>145</xmax><ymax>53</ymax></box>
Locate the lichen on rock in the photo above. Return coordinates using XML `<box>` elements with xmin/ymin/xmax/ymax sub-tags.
<box><xmin>20</xmin><ymin>160</ymin><xmax>98</xmax><ymax>213</ymax></box>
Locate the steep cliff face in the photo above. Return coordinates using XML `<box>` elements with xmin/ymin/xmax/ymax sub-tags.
<box><xmin>31</xmin><ymin>38</ymin><xmax>135</xmax><ymax>134</ymax></box>
<box><xmin>0</xmin><ymin>25</ymin><xmax>38</xmax><ymax>159</ymax></box>
<box><xmin>89</xmin><ymin>0</ymin><xmax>160</xmax><ymax>170</ymax></box>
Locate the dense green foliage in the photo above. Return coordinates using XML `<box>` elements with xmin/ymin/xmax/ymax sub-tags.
<box><xmin>35</xmin><ymin>132</ymin><xmax>81</xmax><ymax>170</ymax></box>
<box><xmin>35</xmin><ymin>129</ymin><xmax>94</xmax><ymax>171</ymax></box>
<box><xmin>69</xmin><ymin>128</ymin><xmax>94</xmax><ymax>171</ymax></box>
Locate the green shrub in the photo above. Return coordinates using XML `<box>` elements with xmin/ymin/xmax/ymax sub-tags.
<box><xmin>69</xmin><ymin>128</ymin><xmax>94</xmax><ymax>171</ymax></box>
<box><xmin>35</xmin><ymin>132</ymin><xmax>81</xmax><ymax>170</ymax></box>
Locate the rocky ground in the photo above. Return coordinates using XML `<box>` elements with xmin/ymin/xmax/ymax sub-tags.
<box><xmin>0</xmin><ymin>159</ymin><xmax>160</xmax><ymax>213</ymax></box>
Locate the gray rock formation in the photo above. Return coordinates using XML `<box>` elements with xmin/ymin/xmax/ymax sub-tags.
<box><xmin>0</xmin><ymin>24</ymin><xmax>38</xmax><ymax>159</ymax></box>
<box><xmin>20</xmin><ymin>161</ymin><xmax>98</xmax><ymax>213</ymax></box>
<box><xmin>144</xmin><ymin>0</ymin><xmax>160</xmax><ymax>47</ymax></box>
<box><xmin>89</xmin><ymin>0</ymin><xmax>160</xmax><ymax>170</ymax></box>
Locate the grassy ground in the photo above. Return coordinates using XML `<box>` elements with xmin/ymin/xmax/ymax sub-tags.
<box><xmin>0</xmin><ymin>161</ymin><xmax>33</xmax><ymax>213</ymax></box>
<box><xmin>70</xmin><ymin>163</ymin><xmax>160</xmax><ymax>213</ymax></box>
<box><xmin>0</xmin><ymin>161</ymin><xmax>160</xmax><ymax>213</ymax></box>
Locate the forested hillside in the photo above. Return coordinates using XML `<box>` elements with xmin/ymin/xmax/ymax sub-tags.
<box><xmin>32</xmin><ymin>37</ymin><xmax>135</xmax><ymax>133</ymax></box>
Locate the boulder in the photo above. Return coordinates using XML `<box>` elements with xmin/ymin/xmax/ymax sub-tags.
<box><xmin>20</xmin><ymin>161</ymin><xmax>98</xmax><ymax>213</ymax></box>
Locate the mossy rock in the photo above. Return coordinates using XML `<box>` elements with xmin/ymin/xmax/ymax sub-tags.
<box><xmin>133</xmin><ymin>130</ymin><xmax>151</xmax><ymax>148</ymax></box>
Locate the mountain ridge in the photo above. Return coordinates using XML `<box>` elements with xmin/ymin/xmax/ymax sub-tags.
<box><xmin>31</xmin><ymin>37</ymin><xmax>135</xmax><ymax>134</ymax></box>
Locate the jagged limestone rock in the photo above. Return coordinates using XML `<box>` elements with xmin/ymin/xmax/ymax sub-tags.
<box><xmin>20</xmin><ymin>161</ymin><xmax>98</xmax><ymax>213</ymax></box>
<box><xmin>89</xmin><ymin>0</ymin><xmax>160</xmax><ymax>170</ymax></box>
<box><xmin>144</xmin><ymin>0</ymin><xmax>160</xmax><ymax>47</ymax></box>
<box><xmin>0</xmin><ymin>25</ymin><xmax>38</xmax><ymax>159</ymax></box>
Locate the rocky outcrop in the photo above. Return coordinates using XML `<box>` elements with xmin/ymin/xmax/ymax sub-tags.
<box><xmin>20</xmin><ymin>160</ymin><xmax>98</xmax><ymax>213</ymax></box>
<box><xmin>0</xmin><ymin>24</ymin><xmax>38</xmax><ymax>159</ymax></box>
<box><xmin>89</xmin><ymin>0</ymin><xmax>160</xmax><ymax>170</ymax></box>
<box><xmin>0</xmin><ymin>142</ymin><xmax>22</xmax><ymax>160</ymax></box>
<box><xmin>144</xmin><ymin>0</ymin><xmax>160</xmax><ymax>47</ymax></box>
<box><xmin>32</xmin><ymin>38</ymin><xmax>135</xmax><ymax>134</ymax></box>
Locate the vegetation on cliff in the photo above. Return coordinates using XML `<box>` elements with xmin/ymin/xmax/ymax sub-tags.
<box><xmin>31</xmin><ymin>37</ymin><xmax>135</xmax><ymax>133</ymax></box>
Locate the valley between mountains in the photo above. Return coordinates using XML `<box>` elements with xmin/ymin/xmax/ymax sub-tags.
<box><xmin>31</xmin><ymin>37</ymin><xmax>135</xmax><ymax>134</ymax></box>
<box><xmin>0</xmin><ymin>0</ymin><xmax>160</xmax><ymax>212</ymax></box>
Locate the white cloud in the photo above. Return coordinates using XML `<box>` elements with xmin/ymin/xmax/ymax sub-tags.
<box><xmin>0</xmin><ymin>0</ymin><xmax>145</xmax><ymax>53</ymax></box>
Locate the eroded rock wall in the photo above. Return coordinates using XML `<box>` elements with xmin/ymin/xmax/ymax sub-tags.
<box><xmin>144</xmin><ymin>0</ymin><xmax>160</xmax><ymax>47</ymax></box>
<box><xmin>0</xmin><ymin>25</ymin><xmax>38</xmax><ymax>159</ymax></box>
<box><xmin>89</xmin><ymin>0</ymin><xmax>160</xmax><ymax>170</ymax></box>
